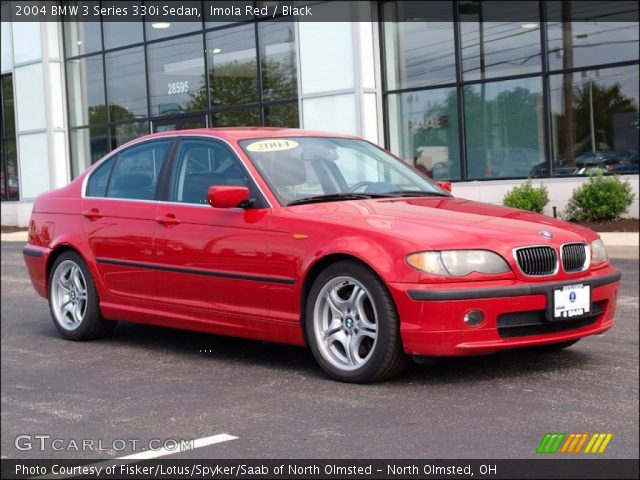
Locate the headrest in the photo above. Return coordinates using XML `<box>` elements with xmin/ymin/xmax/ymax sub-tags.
<box><xmin>268</xmin><ymin>157</ymin><xmax>307</xmax><ymax>188</ymax></box>
<box><xmin>302</xmin><ymin>144</ymin><xmax>339</xmax><ymax>162</ymax></box>
<box><xmin>112</xmin><ymin>173</ymin><xmax>151</xmax><ymax>191</ymax></box>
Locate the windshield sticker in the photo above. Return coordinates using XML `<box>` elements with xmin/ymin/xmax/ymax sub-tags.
<box><xmin>246</xmin><ymin>139</ymin><xmax>299</xmax><ymax>153</ymax></box>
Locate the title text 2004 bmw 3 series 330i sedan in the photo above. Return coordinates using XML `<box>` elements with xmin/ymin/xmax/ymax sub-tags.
<box><xmin>23</xmin><ymin>128</ymin><xmax>621</xmax><ymax>383</ymax></box>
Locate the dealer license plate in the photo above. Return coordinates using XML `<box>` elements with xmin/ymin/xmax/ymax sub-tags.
<box><xmin>553</xmin><ymin>284</ymin><xmax>591</xmax><ymax>319</ymax></box>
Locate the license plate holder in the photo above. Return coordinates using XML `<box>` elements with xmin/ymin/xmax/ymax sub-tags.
<box><xmin>551</xmin><ymin>283</ymin><xmax>591</xmax><ymax>320</ymax></box>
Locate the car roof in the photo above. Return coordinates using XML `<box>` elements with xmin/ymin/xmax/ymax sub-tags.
<box><xmin>126</xmin><ymin>127</ymin><xmax>360</xmax><ymax>145</ymax></box>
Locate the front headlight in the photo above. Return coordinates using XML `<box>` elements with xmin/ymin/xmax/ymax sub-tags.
<box><xmin>406</xmin><ymin>250</ymin><xmax>511</xmax><ymax>277</ymax></box>
<box><xmin>591</xmin><ymin>238</ymin><xmax>608</xmax><ymax>264</ymax></box>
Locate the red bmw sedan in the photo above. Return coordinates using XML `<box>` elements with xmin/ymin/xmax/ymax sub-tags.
<box><xmin>23</xmin><ymin>128</ymin><xmax>621</xmax><ymax>382</ymax></box>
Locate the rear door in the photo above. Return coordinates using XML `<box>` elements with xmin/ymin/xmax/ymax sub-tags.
<box><xmin>153</xmin><ymin>137</ymin><xmax>273</xmax><ymax>332</ymax></box>
<box><xmin>83</xmin><ymin>139</ymin><xmax>173</xmax><ymax>303</ymax></box>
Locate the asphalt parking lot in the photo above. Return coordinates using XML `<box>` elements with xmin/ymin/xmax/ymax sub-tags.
<box><xmin>1</xmin><ymin>241</ymin><xmax>638</xmax><ymax>460</ymax></box>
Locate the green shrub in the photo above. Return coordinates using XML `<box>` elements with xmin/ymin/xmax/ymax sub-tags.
<box><xmin>503</xmin><ymin>179</ymin><xmax>549</xmax><ymax>214</ymax></box>
<box><xmin>565</xmin><ymin>172</ymin><xmax>635</xmax><ymax>222</ymax></box>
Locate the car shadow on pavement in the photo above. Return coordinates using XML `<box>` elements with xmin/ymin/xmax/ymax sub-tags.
<box><xmin>64</xmin><ymin>321</ymin><xmax>596</xmax><ymax>386</ymax></box>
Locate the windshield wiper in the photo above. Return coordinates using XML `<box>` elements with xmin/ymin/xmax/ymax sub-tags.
<box><xmin>385</xmin><ymin>190</ymin><xmax>451</xmax><ymax>198</ymax></box>
<box><xmin>287</xmin><ymin>193</ymin><xmax>389</xmax><ymax>206</ymax></box>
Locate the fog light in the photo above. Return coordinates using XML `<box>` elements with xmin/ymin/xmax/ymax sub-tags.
<box><xmin>464</xmin><ymin>310</ymin><xmax>485</xmax><ymax>327</ymax></box>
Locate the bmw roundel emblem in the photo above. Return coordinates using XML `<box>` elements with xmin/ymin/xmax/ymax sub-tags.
<box><xmin>539</xmin><ymin>230</ymin><xmax>553</xmax><ymax>239</ymax></box>
<box><xmin>569</xmin><ymin>291</ymin><xmax>577</xmax><ymax>303</ymax></box>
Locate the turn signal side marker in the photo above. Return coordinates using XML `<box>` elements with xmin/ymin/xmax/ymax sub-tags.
<box><xmin>293</xmin><ymin>234</ymin><xmax>308</xmax><ymax>240</ymax></box>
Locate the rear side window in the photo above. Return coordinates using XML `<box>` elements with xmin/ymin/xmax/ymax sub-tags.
<box><xmin>86</xmin><ymin>157</ymin><xmax>115</xmax><ymax>197</ymax></box>
<box><xmin>106</xmin><ymin>140</ymin><xmax>171</xmax><ymax>200</ymax></box>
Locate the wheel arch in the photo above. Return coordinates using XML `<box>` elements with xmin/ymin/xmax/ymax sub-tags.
<box><xmin>299</xmin><ymin>253</ymin><xmax>391</xmax><ymax>330</ymax></box>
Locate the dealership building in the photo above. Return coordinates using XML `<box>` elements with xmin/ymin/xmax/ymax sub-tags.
<box><xmin>1</xmin><ymin>1</ymin><xmax>638</xmax><ymax>226</ymax></box>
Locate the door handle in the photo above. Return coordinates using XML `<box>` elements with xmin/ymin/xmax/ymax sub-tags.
<box><xmin>155</xmin><ymin>214</ymin><xmax>180</xmax><ymax>226</ymax></box>
<box><xmin>82</xmin><ymin>208</ymin><xmax>102</xmax><ymax>220</ymax></box>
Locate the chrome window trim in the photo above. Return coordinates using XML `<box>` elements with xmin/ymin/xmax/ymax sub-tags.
<box><xmin>560</xmin><ymin>242</ymin><xmax>591</xmax><ymax>274</ymax></box>
<box><xmin>512</xmin><ymin>245</ymin><xmax>560</xmax><ymax>277</ymax></box>
<box><xmin>81</xmin><ymin>133</ymin><xmax>274</xmax><ymax>208</ymax></box>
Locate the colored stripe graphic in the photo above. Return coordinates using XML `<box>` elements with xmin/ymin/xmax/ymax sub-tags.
<box><xmin>538</xmin><ymin>433</ymin><xmax>613</xmax><ymax>454</ymax></box>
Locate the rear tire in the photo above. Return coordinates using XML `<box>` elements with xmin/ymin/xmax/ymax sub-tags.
<box><xmin>48</xmin><ymin>251</ymin><xmax>116</xmax><ymax>340</ymax></box>
<box><xmin>305</xmin><ymin>260</ymin><xmax>406</xmax><ymax>383</ymax></box>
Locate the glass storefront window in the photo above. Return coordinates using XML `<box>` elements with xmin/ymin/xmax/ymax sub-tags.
<box><xmin>459</xmin><ymin>1</ymin><xmax>542</xmax><ymax>81</ymax></box>
<box><xmin>111</xmin><ymin>121</ymin><xmax>150</xmax><ymax>148</ymax></box>
<box><xmin>464</xmin><ymin>77</ymin><xmax>544</xmax><ymax>179</ymax></box>
<box><xmin>145</xmin><ymin>20</ymin><xmax>201</xmax><ymax>42</ymax></box>
<box><xmin>259</xmin><ymin>22</ymin><xmax>297</xmax><ymax>101</ymax></box>
<box><xmin>152</xmin><ymin>115</ymin><xmax>206</xmax><ymax>132</ymax></box>
<box><xmin>106</xmin><ymin>47</ymin><xmax>148</xmax><ymax>121</ymax></box>
<box><xmin>546</xmin><ymin>2</ymin><xmax>639</xmax><ymax>71</ymax></box>
<box><xmin>549</xmin><ymin>65</ymin><xmax>639</xmax><ymax>175</ymax></box>
<box><xmin>211</xmin><ymin>108</ymin><xmax>260</xmax><ymax>127</ymax></box>
<box><xmin>1</xmin><ymin>74</ymin><xmax>18</xmax><ymax>201</ymax></box>
<box><xmin>70</xmin><ymin>127</ymin><xmax>109</xmax><ymax>178</ymax></box>
<box><xmin>104</xmin><ymin>22</ymin><xmax>143</xmax><ymax>50</ymax></box>
<box><xmin>206</xmin><ymin>25</ymin><xmax>259</xmax><ymax>108</ymax></box>
<box><xmin>387</xmin><ymin>88</ymin><xmax>460</xmax><ymax>180</ymax></box>
<box><xmin>148</xmin><ymin>35</ymin><xmax>206</xmax><ymax>117</ymax></box>
<box><xmin>66</xmin><ymin>55</ymin><xmax>105</xmax><ymax>127</ymax></box>
<box><xmin>64</xmin><ymin>20</ymin><xmax>102</xmax><ymax>57</ymax></box>
<box><xmin>264</xmin><ymin>102</ymin><xmax>299</xmax><ymax>127</ymax></box>
<box><xmin>382</xmin><ymin>2</ymin><xmax>456</xmax><ymax>90</ymax></box>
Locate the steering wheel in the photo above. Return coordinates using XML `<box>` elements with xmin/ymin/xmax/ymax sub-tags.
<box><xmin>349</xmin><ymin>181</ymin><xmax>377</xmax><ymax>193</ymax></box>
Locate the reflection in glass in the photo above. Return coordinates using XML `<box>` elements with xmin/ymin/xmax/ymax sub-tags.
<box><xmin>111</xmin><ymin>121</ymin><xmax>149</xmax><ymax>148</ymax></box>
<box><xmin>64</xmin><ymin>20</ymin><xmax>102</xmax><ymax>57</ymax></box>
<box><xmin>549</xmin><ymin>65</ymin><xmax>639</xmax><ymax>175</ymax></box>
<box><xmin>264</xmin><ymin>102</ymin><xmax>299</xmax><ymax>127</ymax></box>
<box><xmin>2</xmin><ymin>140</ymin><xmax>19</xmax><ymax>201</ymax></box>
<box><xmin>464</xmin><ymin>78</ymin><xmax>544</xmax><ymax>179</ymax></box>
<box><xmin>148</xmin><ymin>35</ymin><xmax>206</xmax><ymax>116</ymax></box>
<box><xmin>383</xmin><ymin>2</ymin><xmax>455</xmax><ymax>89</ymax></box>
<box><xmin>546</xmin><ymin>2</ymin><xmax>639</xmax><ymax>71</ymax></box>
<box><xmin>106</xmin><ymin>47</ymin><xmax>148</xmax><ymax>120</ymax></box>
<box><xmin>211</xmin><ymin>108</ymin><xmax>260</xmax><ymax>127</ymax></box>
<box><xmin>104</xmin><ymin>23</ymin><xmax>142</xmax><ymax>50</ymax></box>
<box><xmin>2</xmin><ymin>75</ymin><xmax>15</xmax><ymax>137</ymax></box>
<box><xmin>70</xmin><ymin>127</ymin><xmax>109</xmax><ymax>178</ymax></box>
<box><xmin>387</xmin><ymin>88</ymin><xmax>460</xmax><ymax>180</ymax></box>
<box><xmin>459</xmin><ymin>1</ymin><xmax>541</xmax><ymax>81</ymax></box>
<box><xmin>66</xmin><ymin>55</ymin><xmax>105</xmax><ymax>127</ymax></box>
<box><xmin>145</xmin><ymin>20</ymin><xmax>201</xmax><ymax>41</ymax></box>
<box><xmin>206</xmin><ymin>25</ymin><xmax>259</xmax><ymax>107</ymax></box>
<box><xmin>259</xmin><ymin>22</ymin><xmax>297</xmax><ymax>101</ymax></box>
<box><xmin>152</xmin><ymin>115</ymin><xmax>206</xmax><ymax>133</ymax></box>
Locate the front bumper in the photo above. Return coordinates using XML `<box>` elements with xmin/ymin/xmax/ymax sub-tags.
<box><xmin>388</xmin><ymin>267</ymin><xmax>621</xmax><ymax>356</ymax></box>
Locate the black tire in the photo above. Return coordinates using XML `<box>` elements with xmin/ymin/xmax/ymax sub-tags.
<box><xmin>48</xmin><ymin>251</ymin><xmax>116</xmax><ymax>340</ymax></box>
<box><xmin>534</xmin><ymin>339</ymin><xmax>580</xmax><ymax>352</ymax></box>
<box><xmin>305</xmin><ymin>260</ymin><xmax>406</xmax><ymax>383</ymax></box>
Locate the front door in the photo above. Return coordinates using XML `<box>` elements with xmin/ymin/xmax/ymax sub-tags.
<box><xmin>153</xmin><ymin>138</ymin><xmax>273</xmax><ymax>334</ymax></box>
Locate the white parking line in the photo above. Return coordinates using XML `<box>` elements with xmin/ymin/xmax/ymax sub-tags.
<box><xmin>118</xmin><ymin>433</ymin><xmax>237</xmax><ymax>460</ymax></box>
<box><xmin>36</xmin><ymin>434</ymin><xmax>238</xmax><ymax>479</ymax></box>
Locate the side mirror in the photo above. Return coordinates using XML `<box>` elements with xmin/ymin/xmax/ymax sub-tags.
<box><xmin>207</xmin><ymin>186</ymin><xmax>251</xmax><ymax>209</ymax></box>
<box><xmin>436</xmin><ymin>181</ymin><xmax>452</xmax><ymax>193</ymax></box>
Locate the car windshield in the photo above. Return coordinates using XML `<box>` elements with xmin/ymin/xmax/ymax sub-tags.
<box><xmin>239</xmin><ymin>137</ymin><xmax>448</xmax><ymax>206</ymax></box>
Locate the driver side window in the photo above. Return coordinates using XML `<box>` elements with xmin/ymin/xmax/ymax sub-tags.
<box><xmin>170</xmin><ymin>139</ymin><xmax>252</xmax><ymax>205</ymax></box>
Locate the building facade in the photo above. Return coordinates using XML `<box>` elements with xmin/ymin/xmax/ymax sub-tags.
<box><xmin>1</xmin><ymin>1</ymin><xmax>639</xmax><ymax>226</ymax></box>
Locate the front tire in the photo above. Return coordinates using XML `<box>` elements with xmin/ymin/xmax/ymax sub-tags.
<box><xmin>48</xmin><ymin>251</ymin><xmax>116</xmax><ymax>340</ymax></box>
<box><xmin>305</xmin><ymin>261</ymin><xmax>406</xmax><ymax>383</ymax></box>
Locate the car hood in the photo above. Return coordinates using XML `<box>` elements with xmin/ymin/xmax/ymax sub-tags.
<box><xmin>286</xmin><ymin>196</ymin><xmax>598</xmax><ymax>250</ymax></box>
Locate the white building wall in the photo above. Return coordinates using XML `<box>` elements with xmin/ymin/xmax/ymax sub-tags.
<box><xmin>1</xmin><ymin>21</ymin><xmax>69</xmax><ymax>227</ymax></box>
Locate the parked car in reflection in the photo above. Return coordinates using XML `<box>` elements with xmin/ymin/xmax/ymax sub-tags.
<box><xmin>467</xmin><ymin>147</ymin><xmax>544</xmax><ymax>179</ymax></box>
<box><xmin>22</xmin><ymin>129</ymin><xmax>621</xmax><ymax>383</ymax></box>
<box><xmin>611</xmin><ymin>152</ymin><xmax>639</xmax><ymax>173</ymax></box>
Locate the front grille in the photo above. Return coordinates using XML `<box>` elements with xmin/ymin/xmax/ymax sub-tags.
<box><xmin>515</xmin><ymin>246</ymin><xmax>558</xmax><ymax>276</ymax></box>
<box><xmin>497</xmin><ymin>301</ymin><xmax>606</xmax><ymax>338</ymax></box>
<box><xmin>562</xmin><ymin>243</ymin><xmax>588</xmax><ymax>272</ymax></box>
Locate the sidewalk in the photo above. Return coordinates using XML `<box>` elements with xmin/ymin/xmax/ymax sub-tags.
<box><xmin>2</xmin><ymin>229</ymin><xmax>638</xmax><ymax>246</ymax></box>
